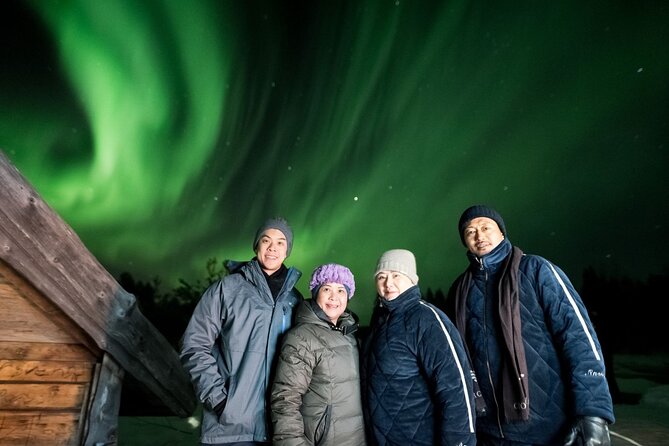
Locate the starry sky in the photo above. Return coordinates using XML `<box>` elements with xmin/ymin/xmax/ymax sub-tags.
<box><xmin>1</xmin><ymin>0</ymin><xmax>667</xmax><ymax>324</ymax></box>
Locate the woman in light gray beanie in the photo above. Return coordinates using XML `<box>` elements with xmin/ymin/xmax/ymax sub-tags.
<box><xmin>362</xmin><ymin>249</ymin><xmax>477</xmax><ymax>445</ymax></box>
<box><xmin>374</xmin><ymin>248</ymin><xmax>419</xmax><ymax>286</ymax></box>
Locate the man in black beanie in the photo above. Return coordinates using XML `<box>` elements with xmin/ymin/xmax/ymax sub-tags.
<box><xmin>180</xmin><ymin>217</ymin><xmax>303</xmax><ymax>445</ymax></box>
<box><xmin>446</xmin><ymin>204</ymin><xmax>614</xmax><ymax>446</ymax></box>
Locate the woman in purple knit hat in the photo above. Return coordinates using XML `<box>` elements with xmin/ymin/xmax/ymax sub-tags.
<box><xmin>271</xmin><ymin>264</ymin><xmax>366</xmax><ymax>446</ymax></box>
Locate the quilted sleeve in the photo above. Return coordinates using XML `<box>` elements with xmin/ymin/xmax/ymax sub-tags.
<box><xmin>418</xmin><ymin>302</ymin><xmax>477</xmax><ymax>446</ymax></box>
<box><xmin>535</xmin><ymin>259</ymin><xmax>615</xmax><ymax>424</ymax></box>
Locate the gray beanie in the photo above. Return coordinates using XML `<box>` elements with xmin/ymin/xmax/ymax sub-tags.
<box><xmin>458</xmin><ymin>205</ymin><xmax>506</xmax><ymax>246</ymax></box>
<box><xmin>374</xmin><ymin>249</ymin><xmax>419</xmax><ymax>284</ymax></box>
<box><xmin>253</xmin><ymin>217</ymin><xmax>293</xmax><ymax>255</ymax></box>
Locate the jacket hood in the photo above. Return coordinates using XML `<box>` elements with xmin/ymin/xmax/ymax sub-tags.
<box><xmin>224</xmin><ymin>259</ymin><xmax>246</xmax><ymax>274</ymax></box>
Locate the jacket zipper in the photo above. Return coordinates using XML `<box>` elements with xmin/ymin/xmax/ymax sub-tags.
<box><xmin>480</xmin><ymin>258</ymin><xmax>505</xmax><ymax>438</ymax></box>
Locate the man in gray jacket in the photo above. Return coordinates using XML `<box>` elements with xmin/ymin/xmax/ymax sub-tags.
<box><xmin>180</xmin><ymin>217</ymin><xmax>303</xmax><ymax>445</ymax></box>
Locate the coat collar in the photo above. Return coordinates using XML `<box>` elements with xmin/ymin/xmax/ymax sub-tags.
<box><xmin>227</xmin><ymin>258</ymin><xmax>302</xmax><ymax>299</ymax></box>
<box><xmin>379</xmin><ymin>285</ymin><xmax>421</xmax><ymax>313</ymax></box>
<box><xmin>297</xmin><ymin>300</ymin><xmax>358</xmax><ymax>335</ymax></box>
<box><xmin>467</xmin><ymin>238</ymin><xmax>512</xmax><ymax>272</ymax></box>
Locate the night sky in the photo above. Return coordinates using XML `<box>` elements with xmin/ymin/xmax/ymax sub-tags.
<box><xmin>1</xmin><ymin>0</ymin><xmax>667</xmax><ymax>324</ymax></box>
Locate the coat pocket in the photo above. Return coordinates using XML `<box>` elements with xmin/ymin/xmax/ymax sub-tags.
<box><xmin>313</xmin><ymin>404</ymin><xmax>332</xmax><ymax>446</ymax></box>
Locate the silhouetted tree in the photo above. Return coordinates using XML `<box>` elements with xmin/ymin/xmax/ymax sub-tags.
<box><xmin>119</xmin><ymin>257</ymin><xmax>228</xmax><ymax>348</ymax></box>
<box><xmin>581</xmin><ymin>267</ymin><xmax>668</xmax><ymax>355</ymax></box>
<box><xmin>424</xmin><ymin>288</ymin><xmax>435</xmax><ymax>304</ymax></box>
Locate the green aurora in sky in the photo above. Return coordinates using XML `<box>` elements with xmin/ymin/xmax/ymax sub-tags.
<box><xmin>1</xmin><ymin>0</ymin><xmax>668</xmax><ymax>323</ymax></box>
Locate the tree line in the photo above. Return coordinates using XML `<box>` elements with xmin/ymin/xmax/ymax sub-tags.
<box><xmin>121</xmin><ymin>261</ymin><xmax>668</xmax><ymax>356</ymax></box>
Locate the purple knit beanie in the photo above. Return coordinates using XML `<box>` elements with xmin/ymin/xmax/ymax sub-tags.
<box><xmin>309</xmin><ymin>264</ymin><xmax>356</xmax><ymax>299</ymax></box>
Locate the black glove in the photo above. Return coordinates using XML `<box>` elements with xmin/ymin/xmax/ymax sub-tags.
<box><xmin>563</xmin><ymin>416</ymin><xmax>610</xmax><ymax>446</ymax></box>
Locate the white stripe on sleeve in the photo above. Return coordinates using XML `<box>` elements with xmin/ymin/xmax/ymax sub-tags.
<box><xmin>547</xmin><ymin>262</ymin><xmax>601</xmax><ymax>361</ymax></box>
<box><xmin>420</xmin><ymin>301</ymin><xmax>475</xmax><ymax>433</ymax></box>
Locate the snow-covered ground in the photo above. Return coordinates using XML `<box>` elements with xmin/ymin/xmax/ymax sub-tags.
<box><xmin>117</xmin><ymin>354</ymin><xmax>669</xmax><ymax>445</ymax></box>
<box><xmin>608</xmin><ymin>354</ymin><xmax>669</xmax><ymax>445</ymax></box>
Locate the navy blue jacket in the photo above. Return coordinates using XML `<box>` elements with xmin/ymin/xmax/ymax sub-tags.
<box><xmin>362</xmin><ymin>286</ymin><xmax>476</xmax><ymax>446</ymax></box>
<box><xmin>451</xmin><ymin>239</ymin><xmax>614</xmax><ymax>444</ymax></box>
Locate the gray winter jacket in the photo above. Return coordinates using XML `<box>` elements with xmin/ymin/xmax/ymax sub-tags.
<box><xmin>271</xmin><ymin>300</ymin><xmax>366</xmax><ymax>446</ymax></box>
<box><xmin>180</xmin><ymin>259</ymin><xmax>303</xmax><ymax>444</ymax></box>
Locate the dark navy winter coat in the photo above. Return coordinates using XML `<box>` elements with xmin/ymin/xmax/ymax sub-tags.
<box><xmin>362</xmin><ymin>286</ymin><xmax>476</xmax><ymax>446</ymax></box>
<box><xmin>451</xmin><ymin>238</ymin><xmax>614</xmax><ymax>445</ymax></box>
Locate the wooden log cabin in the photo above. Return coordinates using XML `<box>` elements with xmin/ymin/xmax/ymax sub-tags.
<box><xmin>0</xmin><ymin>150</ymin><xmax>196</xmax><ymax>445</ymax></box>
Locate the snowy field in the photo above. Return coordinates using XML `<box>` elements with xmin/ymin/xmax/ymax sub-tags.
<box><xmin>117</xmin><ymin>354</ymin><xmax>669</xmax><ymax>445</ymax></box>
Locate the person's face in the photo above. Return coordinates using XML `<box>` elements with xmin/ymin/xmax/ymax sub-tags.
<box><xmin>255</xmin><ymin>228</ymin><xmax>288</xmax><ymax>275</ymax></box>
<box><xmin>375</xmin><ymin>270</ymin><xmax>414</xmax><ymax>301</ymax></box>
<box><xmin>315</xmin><ymin>282</ymin><xmax>348</xmax><ymax>324</ymax></box>
<box><xmin>463</xmin><ymin>217</ymin><xmax>505</xmax><ymax>257</ymax></box>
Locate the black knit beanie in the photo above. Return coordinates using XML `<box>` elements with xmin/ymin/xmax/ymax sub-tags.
<box><xmin>458</xmin><ymin>205</ymin><xmax>506</xmax><ymax>245</ymax></box>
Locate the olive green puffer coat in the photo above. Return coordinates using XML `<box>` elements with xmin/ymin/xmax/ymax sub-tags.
<box><xmin>271</xmin><ymin>300</ymin><xmax>366</xmax><ymax>446</ymax></box>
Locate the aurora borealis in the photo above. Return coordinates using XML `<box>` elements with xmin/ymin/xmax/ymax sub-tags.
<box><xmin>1</xmin><ymin>0</ymin><xmax>667</xmax><ymax>323</ymax></box>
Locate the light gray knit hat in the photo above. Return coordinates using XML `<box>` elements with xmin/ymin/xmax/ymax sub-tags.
<box><xmin>374</xmin><ymin>249</ymin><xmax>419</xmax><ymax>284</ymax></box>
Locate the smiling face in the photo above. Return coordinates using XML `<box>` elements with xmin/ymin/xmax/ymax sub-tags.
<box><xmin>255</xmin><ymin>228</ymin><xmax>288</xmax><ymax>275</ymax></box>
<box><xmin>375</xmin><ymin>270</ymin><xmax>414</xmax><ymax>301</ymax></box>
<box><xmin>315</xmin><ymin>282</ymin><xmax>348</xmax><ymax>324</ymax></box>
<box><xmin>462</xmin><ymin>216</ymin><xmax>505</xmax><ymax>257</ymax></box>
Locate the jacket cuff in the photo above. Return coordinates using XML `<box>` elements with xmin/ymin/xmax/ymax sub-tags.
<box><xmin>206</xmin><ymin>388</ymin><xmax>227</xmax><ymax>412</ymax></box>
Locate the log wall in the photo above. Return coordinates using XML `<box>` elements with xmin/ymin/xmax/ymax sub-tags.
<box><xmin>0</xmin><ymin>150</ymin><xmax>195</xmax><ymax>418</ymax></box>
<box><xmin>0</xmin><ymin>263</ymin><xmax>97</xmax><ymax>445</ymax></box>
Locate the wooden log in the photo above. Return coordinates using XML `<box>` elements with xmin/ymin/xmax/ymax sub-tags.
<box><xmin>82</xmin><ymin>353</ymin><xmax>124</xmax><ymax>445</ymax></box>
<box><xmin>0</xmin><ymin>262</ymin><xmax>100</xmax><ymax>352</ymax></box>
<box><xmin>0</xmin><ymin>359</ymin><xmax>94</xmax><ymax>383</ymax></box>
<box><xmin>0</xmin><ymin>282</ymin><xmax>80</xmax><ymax>344</ymax></box>
<box><xmin>0</xmin><ymin>383</ymin><xmax>87</xmax><ymax>410</ymax></box>
<box><xmin>0</xmin><ymin>151</ymin><xmax>196</xmax><ymax>417</ymax></box>
<box><xmin>0</xmin><ymin>341</ymin><xmax>95</xmax><ymax>362</ymax></box>
<box><xmin>0</xmin><ymin>410</ymin><xmax>80</xmax><ymax>446</ymax></box>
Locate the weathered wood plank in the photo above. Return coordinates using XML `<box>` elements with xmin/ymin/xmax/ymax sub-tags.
<box><xmin>0</xmin><ymin>359</ymin><xmax>94</xmax><ymax>383</ymax></box>
<box><xmin>0</xmin><ymin>341</ymin><xmax>95</xmax><ymax>362</ymax></box>
<box><xmin>0</xmin><ymin>410</ymin><xmax>80</xmax><ymax>445</ymax></box>
<box><xmin>82</xmin><ymin>353</ymin><xmax>124</xmax><ymax>445</ymax></box>
<box><xmin>0</xmin><ymin>151</ymin><xmax>196</xmax><ymax>417</ymax></box>
<box><xmin>0</xmin><ymin>283</ymin><xmax>78</xmax><ymax>343</ymax></box>
<box><xmin>0</xmin><ymin>383</ymin><xmax>87</xmax><ymax>410</ymax></box>
<box><xmin>0</xmin><ymin>262</ymin><xmax>100</xmax><ymax>353</ymax></box>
